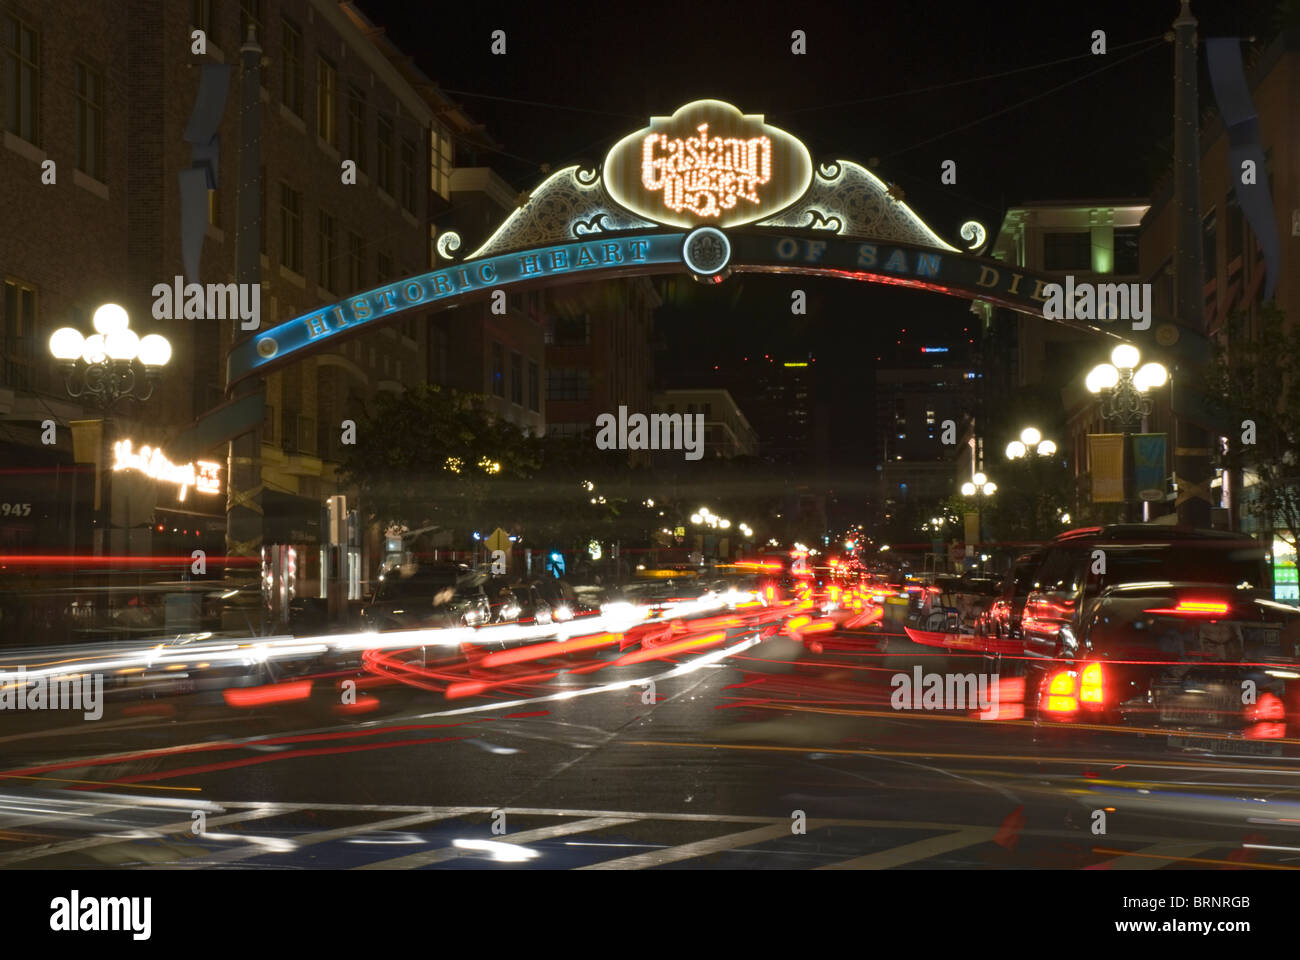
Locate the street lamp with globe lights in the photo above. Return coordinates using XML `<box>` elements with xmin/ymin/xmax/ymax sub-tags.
<box><xmin>959</xmin><ymin>472</ymin><xmax>996</xmax><ymax>573</ymax></box>
<box><xmin>1006</xmin><ymin>426</ymin><xmax>1058</xmax><ymax>460</ymax></box>
<box><xmin>1086</xmin><ymin>343</ymin><xmax>1167</xmax><ymax>427</ymax></box>
<box><xmin>49</xmin><ymin>304</ymin><xmax>171</xmax><ymax>409</ymax></box>
<box><xmin>1086</xmin><ymin>343</ymin><xmax>1169</xmax><ymax>520</ymax></box>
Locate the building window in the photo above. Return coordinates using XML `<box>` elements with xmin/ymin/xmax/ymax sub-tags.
<box><xmin>528</xmin><ymin>361</ymin><xmax>539</xmax><ymax>412</ymax></box>
<box><xmin>191</xmin><ymin>0</ymin><xmax>214</xmax><ymax>35</ymax></box>
<box><xmin>2</xmin><ymin>279</ymin><xmax>37</xmax><ymax>390</ymax></box>
<box><xmin>238</xmin><ymin>0</ymin><xmax>262</xmax><ymax>43</ymax></box>
<box><xmin>428</xmin><ymin>325</ymin><xmax>447</xmax><ymax>384</ymax></box>
<box><xmin>1114</xmin><ymin>227</ymin><xmax>1139</xmax><ymax>275</ymax></box>
<box><xmin>207</xmin><ymin>186</ymin><xmax>221</xmax><ymax>227</ymax></box>
<box><xmin>376</xmin><ymin>251</ymin><xmax>392</xmax><ymax>284</ymax></box>
<box><xmin>281</xmin><ymin>18</ymin><xmax>303</xmax><ymax>117</ymax></box>
<box><xmin>429</xmin><ymin>126</ymin><xmax>452</xmax><ymax>199</ymax></box>
<box><xmin>72</xmin><ymin>62</ymin><xmax>105</xmax><ymax>181</ymax></box>
<box><xmin>549</xmin><ymin>314</ymin><xmax>590</xmax><ymax>346</ymax></box>
<box><xmin>258</xmin><ymin>166</ymin><xmax>266</xmax><ymax>253</ymax></box>
<box><xmin>399</xmin><ymin>137</ymin><xmax>416</xmax><ymax>212</ymax></box>
<box><xmin>1042</xmin><ymin>232</ymin><xmax>1091</xmax><ymax>272</ymax></box>
<box><xmin>346</xmin><ymin>84</ymin><xmax>365</xmax><ymax>172</ymax></box>
<box><xmin>376</xmin><ymin>113</ymin><xmax>394</xmax><ymax>194</ymax></box>
<box><xmin>317</xmin><ymin>211</ymin><xmax>337</xmax><ymax>293</ymax></box>
<box><xmin>263</xmin><ymin>403</ymin><xmax>275</xmax><ymax>442</ymax></box>
<box><xmin>347</xmin><ymin>231</ymin><xmax>363</xmax><ymax>291</ymax></box>
<box><xmin>547</xmin><ymin>367</ymin><xmax>591</xmax><ymax>402</ymax></box>
<box><xmin>510</xmin><ymin>352</ymin><xmax>522</xmax><ymax>405</ymax></box>
<box><xmin>491</xmin><ymin>342</ymin><xmax>505</xmax><ymax>397</ymax></box>
<box><xmin>316</xmin><ymin>56</ymin><xmax>335</xmax><ymax>144</ymax></box>
<box><xmin>3</xmin><ymin>15</ymin><xmax>40</xmax><ymax>145</ymax></box>
<box><xmin>279</xmin><ymin>182</ymin><xmax>302</xmax><ymax>273</ymax></box>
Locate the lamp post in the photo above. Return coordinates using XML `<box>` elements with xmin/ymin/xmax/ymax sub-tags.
<box><xmin>960</xmin><ymin>472</ymin><xmax>996</xmax><ymax>574</ymax></box>
<box><xmin>1086</xmin><ymin>343</ymin><xmax>1168</xmax><ymax>521</ymax></box>
<box><xmin>48</xmin><ymin>304</ymin><xmax>172</xmax><ymax>556</ymax></box>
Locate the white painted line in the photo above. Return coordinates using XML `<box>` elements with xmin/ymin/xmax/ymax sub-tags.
<box><xmin>357</xmin><ymin>816</ymin><xmax>635</xmax><ymax>870</ymax></box>
<box><xmin>0</xmin><ymin>805</ymin><xmax>295</xmax><ymax>867</ymax></box>
<box><xmin>577</xmin><ymin>822</ymin><xmax>797</xmax><ymax>870</ymax></box>
<box><xmin>146</xmin><ymin>808</ymin><xmax>482</xmax><ymax>868</ymax></box>
<box><xmin>816</xmin><ymin>828</ymin><xmax>996</xmax><ymax>869</ymax></box>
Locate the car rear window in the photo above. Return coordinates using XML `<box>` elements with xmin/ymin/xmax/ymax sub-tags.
<box><xmin>1093</xmin><ymin>546</ymin><xmax>1269</xmax><ymax>593</ymax></box>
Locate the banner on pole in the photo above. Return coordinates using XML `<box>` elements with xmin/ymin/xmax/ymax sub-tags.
<box><xmin>1089</xmin><ymin>434</ymin><xmax>1125</xmax><ymax>503</ymax></box>
<box><xmin>1132</xmin><ymin>433</ymin><xmax>1168</xmax><ymax>502</ymax></box>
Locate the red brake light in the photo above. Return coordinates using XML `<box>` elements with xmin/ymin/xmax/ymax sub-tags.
<box><xmin>1144</xmin><ymin>599</ymin><xmax>1230</xmax><ymax>616</ymax></box>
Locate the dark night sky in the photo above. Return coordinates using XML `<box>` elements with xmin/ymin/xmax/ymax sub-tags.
<box><xmin>361</xmin><ymin>0</ymin><xmax>1281</xmax><ymax>459</ymax></box>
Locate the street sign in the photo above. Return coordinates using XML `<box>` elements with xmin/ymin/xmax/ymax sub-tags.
<box><xmin>486</xmin><ymin>527</ymin><xmax>511</xmax><ymax>552</ymax></box>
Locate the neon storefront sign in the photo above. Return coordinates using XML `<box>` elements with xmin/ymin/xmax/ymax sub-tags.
<box><xmin>112</xmin><ymin>439</ymin><xmax>221</xmax><ymax>501</ymax></box>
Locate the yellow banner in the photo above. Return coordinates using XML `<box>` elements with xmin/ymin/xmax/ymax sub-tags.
<box><xmin>1089</xmin><ymin>433</ymin><xmax>1125</xmax><ymax>503</ymax></box>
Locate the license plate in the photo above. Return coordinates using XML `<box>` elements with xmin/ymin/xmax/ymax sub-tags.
<box><xmin>1157</xmin><ymin>683</ymin><xmax>1237</xmax><ymax>726</ymax></box>
<box><xmin>1167</xmin><ymin>735</ymin><xmax>1282</xmax><ymax>757</ymax></box>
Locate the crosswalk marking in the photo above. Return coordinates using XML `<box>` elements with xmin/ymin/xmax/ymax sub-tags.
<box><xmin>142</xmin><ymin>808</ymin><xmax>483</xmax><ymax>869</ymax></box>
<box><xmin>817</xmin><ymin>828</ymin><xmax>997</xmax><ymax>869</ymax></box>
<box><xmin>1091</xmin><ymin>841</ymin><xmax>1221</xmax><ymax>870</ymax></box>
<box><xmin>577</xmin><ymin>822</ymin><xmax>801</xmax><ymax>870</ymax></box>
<box><xmin>0</xmin><ymin>806</ymin><xmax>294</xmax><ymax>867</ymax></box>
<box><xmin>356</xmin><ymin>816</ymin><xmax>635</xmax><ymax>870</ymax></box>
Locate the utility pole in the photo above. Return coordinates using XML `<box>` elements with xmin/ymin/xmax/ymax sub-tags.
<box><xmin>1171</xmin><ymin>0</ymin><xmax>1213</xmax><ymax>528</ymax></box>
<box><xmin>226</xmin><ymin>25</ymin><xmax>266</xmax><ymax>580</ymax></box>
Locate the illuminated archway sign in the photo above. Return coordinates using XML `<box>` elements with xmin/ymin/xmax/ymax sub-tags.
<box><xmin>113</xmin><ymin>439</ymin><xmax>221</xmax><ymax>502</ymax></box>
<box><xmin>228</xmin><ymin>99</ymin><xmax>1155</xmax><ymax>387</ymax></box>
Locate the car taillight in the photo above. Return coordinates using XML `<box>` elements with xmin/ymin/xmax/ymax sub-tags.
<box><xmin>1080</xmin><ymin>661</ymin><xmax>1104</xmax><ymax>708</ymax></box>
<box><xmin>1044</xmin><ymin>670</ymin><xmax>1077</xmax><ymax>713</ymax></box>
<box><xmin>1144</xmin><ymin>599</ymin><xmax>1230</xmax><ymax>616</ymax></box>
<box><xmin>1247</xmin><ymin>691</ymin><xmax>1286</xmax><ymax>723</ymax></box>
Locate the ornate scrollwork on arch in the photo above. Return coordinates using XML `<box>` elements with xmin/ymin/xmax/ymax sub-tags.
<box><xmin>467</xmin><ymin>165</ymin><xmax>656</xmax><ymax>259</ymax></box>
<box><xmin>756</xmin><ymin>159</ymin><xmax>959</xmax><ymax>252</ymax></box>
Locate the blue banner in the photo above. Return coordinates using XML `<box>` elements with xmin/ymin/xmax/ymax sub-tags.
<box><xmin>1132</xmin><ymin>433</ymin><xmax>1168</xmax><ymax>502</ymax></box>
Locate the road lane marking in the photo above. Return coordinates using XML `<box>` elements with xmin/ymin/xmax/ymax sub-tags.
<box><xmin>142</xmin><ymin>808</ymin><xmax>483</xmax><ymax>868</ymax></box>
<box><xmin>816</xmin><ymin>828</ymin><xmax>996</xmax><ymax>869</ymax></box>
<box><xmin>577</xmin><ymin>822</ymin><xmax>805</xmax><ymax>870</ymax></box>
<box><xmin>355</xmin><ymin>816</ymin><xmax>635</xmax><ymax>869</ymax></box>
<box><xmin>0</xmin><ymin>806</ymin><xmax>296</xmax><ymax>867</ymax></box>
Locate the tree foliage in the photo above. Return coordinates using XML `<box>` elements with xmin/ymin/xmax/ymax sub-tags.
<box><xmin>1207</xmin><ymin>304</ymin><xmax>1300</xmax><ymax>548</ymax></box>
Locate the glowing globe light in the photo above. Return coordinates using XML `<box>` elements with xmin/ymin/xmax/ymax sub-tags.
<box><xmin>973</xmin><ymin>472</ymin><xmax>987</xmax><ymax>486</ymax></box>
<box><xmin>49</xmin><ymin>327</ymin><xmax>85</xmax><ymax>361</ymax></box>
<box><xmin>961</xmin><ymin>482</ymin><xmax>976</xmax><ymax>496</ymax></box>
<box><xmin>138</xmin><ymin>334</ymin><xmax>172</xmax><ymax>368</ymax></box>
<box><xmin>105</xmin><ymin>328</ymin><xmax>140</xmax><ymax>361</ymax></box>
<box><xmin>81</xmin><ymin>333</ymin><xmax>108</xmax><ymax>364</ymax></box>
<box><xmin>92</xmin><ymin>303</ymin><xmax>130</xmax><ymax>336</ymax></box>
<box><xmin>1133</xmin><ymin>361</ymin><xmax>1168</xmax><ymax>392</ymax></box>
<box><xmin>1006</xmin><ymin>440</ymin><xmax>1026</xmax><ymax>459</ymax></box>
<box><xmin>1110</xmin><ymin>343</ymin><xmax>1140</xmax><ymax>370</ymax></box>
<box><xmin>1036</xmin><ymin>440</ymin><xmax>1057</xmax><ymax>456</ymax></box>
<box><xmin>1020</xmin><ymin>427</ymin><xmax>1042</xmax><ymax>446</ymax></box>
<box><xmin>1086</xmin><ymin>363</ymin><xmax>1119</xmax><ymax>393</ymax></box>
<box><xmin>982</xmin><ymin>482</ymin><xmax>997</xmax><ymax>496</ymax></box>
